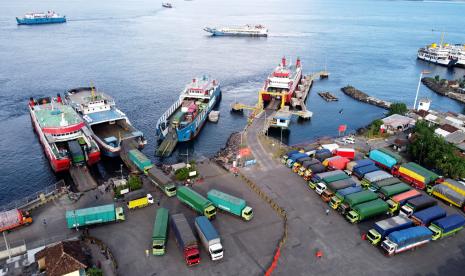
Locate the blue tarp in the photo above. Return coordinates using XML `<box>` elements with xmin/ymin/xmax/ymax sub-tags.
<box><xmin>353</xmin><ymin>164</ymin><xmax>379</xmax><ymax>178</ymax></box>
<box><xmin>369</xmin><ymin>150</ymin><xmax>397</xmax><ymax>169</ymax></box>
<box><xmin>413</xmin><ymin>206</ymin><xmax>446</xmax><ymax>225</ymax></box>
<box><xmin>195</xmin><ymin>216</ymin><xmax>219</xmax><ymax>241</ymax></box>
<box><xmin>432</xmin><ymin>214</ymin><xmax>465</xmax><ymax>233</ymax></box>
<box><xmin>353</xmin><ymin>159</ymin><xmax>375</xmax><ymax>170</ymax></box>
<box><xmin>388</xmin><ymin>226</ymin><xmax>432</xmax><ymax>247</ymax></box>
<box><xmin>337</xmin><ymin>186</ymin><xmax>363</xmax><ymax>197</ymax></box>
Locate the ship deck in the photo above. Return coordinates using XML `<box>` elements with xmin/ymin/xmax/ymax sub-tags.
<box><xmin>67</xmin><ymin>88</ymin><xmax>112</xmax><ymax>105</ymax></box>
<box><xmin>91</xmin><ymin>120</ymin><xmax>138</xmax><ymax>141</ymax></box>
<box><xmin>33</xmin><ymin>104</ymin><xmax>82</xmax><ymax>128</ymax></box>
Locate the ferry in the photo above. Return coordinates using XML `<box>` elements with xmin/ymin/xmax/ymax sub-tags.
<box><xmin>16</xmin><ymin>11</ymin><xmax>66</xmax><ymax>25</ymax></box>
<box><xmin>28</xmin><ymin>95</ymin><xmax>100</xmax><ymax>173</ymax></box>
<box><xmin>204</xmin><ymin>25</ymin><xmax>268</xmax><ymax>37</ymax></box>
<box><xmin>156</xmin><ymin>76</ymin><xmax>221</xmax><ymax>143</ymax></box>
<box><xmin>261</xmin><ymin>57</ymin><xmax>303</xmax><ymax>106</ymax></box>
<box><xmin>450</xmin><ymin>45</ymin><xmax>465</xmax><ymax>68</ymax></box>
<box><xmin>64</xmin><ymin>87</ymin><xmax>146</xmax><ymax>158</ymax></box>
<box><xmin>417</xmin><ymin>43</ymin><xmax>455</xmax><ymax>67</ymax></box>
<box><xmin>162</xmin><ymin>3</ymin><xmax>173</xmax><ymax>8</ymax></box>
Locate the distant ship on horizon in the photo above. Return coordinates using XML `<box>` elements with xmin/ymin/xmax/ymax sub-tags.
<box><xmin>16</xmin><ymin>11</ymin><xmax>66</xmax><ymax>25</ymax></box>
<box><xmin>204</xmin><ymin>24</ymin><xmax>268</xmax><ymax>37</ymax></box>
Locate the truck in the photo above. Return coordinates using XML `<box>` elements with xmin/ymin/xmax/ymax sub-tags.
<box><xmin>392</xmin><ymin>162</ymin><xmax>439</xmax><ymax>190</ymax></box>
<box><xmin>286</xmin><ymin>152</ymin><xmax>308</xmax><ymax>168</ymax></box>
<box><xmin>194</xmin><ymin>216</ymin><xmax>223</xmax><ymax>261</ymax></box>
<box><xmin>314</xmin><ymin>148</ymin><xmax>332</xmax><ymax>162</ymax></box>
<box><xmin>367</xmin><ymin>216</ymin><xmax>414</xmax><ymax>245</ymax></box>
<box><xmin>128</xmin><ymin>149</ymin><xmax>153</xmax><ymax>172</ymax></box>
<box><xmin>207</xmin><ymin>189</ymin><xmax>253</xmax><ymax>221</ymax></box>
<box><xmin>65</xmin><ymin>204</ymin><xmax>125</xmax><ymax>229</ymax></box>
<box><xmin>308</xmin><ymin>170</ymin><xmax>343</xmax><ymax>189</ymax></box>
<box><xmin>410</xmin><ymin>205</ymin><xmax>446</xmax><ymax>226</ymax></box>
<box><xmin>369</xmin><ymin>177</ymin><xmax>401</xmax><ymax>192</ymax></box>
<box><xmin>360</xmin><ymin>170</ymin><xmax>393</xmax><ymax>188</ymax></box>
<box><xmin>400</xmin><ymin>195</ymin><xmax>437</xmax><ymax>217</ymax></box>
<box><xmin>381</xmin><ymin>226</ymin><xmax>433</xmax><ymax>256</ymax></box>
<box><xmin>0</xmin><ymin>209</ymin><xmax>32</xmax><ymax>233</ymax></box>
<box><xmin>125</xmin><ymin>189</ymin><xmax>154</xmax><ymax>209</ymax></box>
<box><xmin>369</xmin><ymin>149</ymin><xmax>397</xmax><ymax>170</ymax></box>
<box><xmin>353</xmin><ymin>164</ymin><xmax>379</xmax><ymax>179</ymax></box>
<box><xmin>378</xmin><ymin>183</ymin><xmax>411</xmax><ymax>200</ymax></box>
<box><xmin>171</xmin><ymin>213</ymin><xmax>200</xmax><ymax>266</ymax></box>
<box><xmin>338</xmin><ymin>190</ymin><xmax>378</xmax><ymax>215</ymax></box>
<box><xmin>377</xmin><ymin>148</ymin><xmax>403</xmax><ymax>164</ymax></box>
<box><xmin>346</xmin><ymin>159</ymin><xmax>374</xmax><ymax>172</ymax></box>
<box><xmin>146</xmin><ymin>166</ymin><xmax>177</xmax><ymax>197</ymax></box>
<box><xmin>152</xmin><ymin>208</ymin><xmax>169</xmax><ymax>255</ymax></box>
<box><xmin>292</xmin><ymin>156</ymin><xmax>312</xmax><ymax>173</ymax></box>
<box><xmin>428</xmin><ymin>214</ymin><xmax>465</xmax><ymax>240</ymax></box>
<box><xmin>428</xmin><ymin>183</ymin><xmax>465</xmax><ymax>212</ymax></box>
<box><xmin>386</xmin><ymin>189</ymin><xmax>422</xmax><ymax>215</ymax></box>
<box><xmin>298</xmin><ymin>159</ymin><xmax>319</xmax><ymax>176</ymax></box>
<box><xmin>321</xmin><ymin>178</ymin><xmax>358</xmax><ymax>202</ymax></box>
<box><xmin>325</xmin><ymin>156</ymin><xmax>350</xmax><ymax>170</ymax></box>
<box><xmin>315</xmin><ymin>172</ymin><xmax>350</xmax><ymax>195</ymax></box>
<box><xmin>346</xmin><ymin>199</ymin><xmax>389</xmax><ymax>223</ymax></box>
<box><xmin>303</xmin><ymin>162</ymin><xmax>325</xmax><ymax>181</ymax></box>
<box><xmin>281</xmin><ymin>150</ymin><xmax>299</xmax><ymax>164</ymax></box>
<box><xmin>329</xmin><ymin>186</ymin><xmax>363</xmax><ymax>209</ymax></box>
<box><xmin>177</xmin><ymin>186</ymin><xmax>216</xmax><ymax>219</ymax></box>
<box><xmin>335</xmin><ymin>148</ymin><xmax>355</xmax><ymax>159</ymax></box>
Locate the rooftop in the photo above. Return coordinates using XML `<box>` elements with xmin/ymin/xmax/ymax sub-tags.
<box><xmin>33</xmin><ymin>102</ymin><xmax>82</xmax><ymax>129</ymax></box>
<box><xmin>35</xmin><ymin>240</ymin><xmax>88</xmax><ymax>276</ymax></box>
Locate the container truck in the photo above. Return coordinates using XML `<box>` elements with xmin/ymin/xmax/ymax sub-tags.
<box><xmin>309</xmin><ymin>170</ymin><xmax>343</xmax><ymax>189</ymax></box>
<box><xmin>410</xmin><ymin>206</ymin><xmax>446</xmax><ymax>226</ymax></box>
<box><xmin>286</xmin><ymin>153</ymin><xmax>308</xmax><ymax>168</ymax></box>
<box><xmin>335</xmin><ymin>148</ymin><xmax>355</xmax><ymax>159</ymax></box>
<box><xmin>428</xmin><ymin>214</ymin><xmax>465</xmax><ymax>240</ymax></box>
<box><xmin>315</xmin><ymin>173</ymin><xmax>350</xmax><ymax>195</ymax></box>
<box><xmin>207</xmin><ymin>189</ymin><xmax>253</xmax><ymax>221</ymax></box>
<box><xmin>177</xmin><ymin>187</ymin><xmax>216</xmax><ymax>219</ymax></box>
<box><xmin>338</xmin><ymin>190</ymin><xmax>378</xmax><ymax>215</ymax></box>
<box><xmin>386</xmin><ymin>189</ymin><xmax>422</xmax><ymax>215</ymax></box>
<box><xmin>326</xmin><ymin>156</ymin><xmax>350</xmax><ymax>171</ymax></box>
<box><xmin>171</xmin><ymin>213</ymin><xmax>200</xmax><ymax>266</ymax></box>
<box><xmin>128</xmin><ymin>149</ymin><xmax>153</xmax><ymax>172</ymax></box>
<box><xmin>377</xmin><ymin>148</ymin><xmax>402</xmax><ymax>164</ymax></box>
<box><xmin>321</xmin><ymin>178</ymin><xmax>358</xmax><ymax>202</ymax></box>
<box><xmin>194</xmin><ymin>216</ymin><xmax>223</xmax><ymax>261</ymax></box>
<box><xmin>381</xmin><ymin>226</ymin><xmax>433</xmax><ymax>256</ymax></box>
<box><xmin>346</xmin><ymin>199</ymin><xmax>389</xmax><ymax>223</ymax></box>
<box><xmin>125</xmin><ymin>189</ymin><xmax>154</xmax><ymax>209</ymax></box>
<box><xmin>303</xmin><ymin>162</ymin><xmax>325</xmax><ymax>181</ymax></box>
<box><xmin>66</xmin><ymin>204</ymin><xmax>125</xmax><ymax>229</ymax></box>
<box><xmin>369</xmin><ymin>149</ymin><xmax>397</xmax><ymax>170</ymax></box>
<box><xmin>378</xmin><ymin>183</ymin><xmax>411</xmax><ymax>200</ymax></box>
<box><xmin>146</xmin><ymin>166</ymin><xmax>177</xmax><ymax>197</ymax></box>
<box><xmin>292</xmin><ymin>156</ymin><xmax>312</xmax><ymax>173</ymax></box>
<box><xmin>392</xmin><ymin>162</ymin><xmax>439</xmax><ymax>190</ymax></box>
<box><xmin>281</xmin><ymin>150</ymin><xmax>299</xmax><ymax>164</ymax></box>
<box><xmin>346</xmin><ymin>159</ymin><xmax>374</xmax><ymax>172</ymax></box>
<box><xmin>369</xmin><ymin>177</ymin><xmax>401</xmax><ymax>192</ymax></box>
<box><xmin>0</xmin><ymin>209</ymin><xmax>32</xmax><ymax>233</ymax></box>
<box><xmin>329</xmin><ymin>186</ymin><xmax>363</xmax><ymax>209</ymax></box>
<box><xmin>315</xmin><ymin>148</ymin><xmax>332</xmax><ymax>162</ymax></box>
<box><xmin>400</xmin><ymin>195</ymin><xmax>437</xmax><ymax>217</ymax></box>
<box><xmin>353</xmin><ymin>164</ymin><xmax>379</xmax><ymax>179</ymax></box>
<box><xmin>152</xmin><ymin>208</ymin><xmax>169</xmax><ymax>255</ymax></box>
<box><xmin>428</xmin><ymin>183</ymin><xmax>465</xmax><ymax>212</ymax></box>
<box><xmin>361</xmin><ymin>170</ymin><xmax>393</xmax><ymax>188</ymax></box>
<box><xmin>298</xmin><ymin>159</ymin><xmax>319</xmax><ymax>176</ymax></box>
<box><xmin>367</xmin><ymin>216</ymin><xmax>414</xmax><ymax>245</ymax></box>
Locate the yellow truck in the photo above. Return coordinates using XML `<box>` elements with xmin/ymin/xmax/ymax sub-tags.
<box><xmin>125</xmin><ymin>189</ymin><xmax>154</xmax><ymax>210</ymax></box>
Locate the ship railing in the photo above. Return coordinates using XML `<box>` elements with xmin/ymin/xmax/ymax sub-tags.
<box><xmin>156</xmin><ymin>98</ymin><xmax>182</xmax><ymax>132</ymax></box>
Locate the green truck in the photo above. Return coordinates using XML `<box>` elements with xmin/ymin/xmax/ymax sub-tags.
<box><xmin>207</xmin><ymin>189</ymin><xmax>253</xmax><ymax>221</ymax></box>
<box><xmin>369</xmin><ymin>177</ymin><xmax>401</xmax><ymax>192</ymax></box>
<box><xmin>177</xmin><ymin>187</ymin><xmax>216</xmax><ymax>220</ymax></box>
<box><xmin>346</xmin><ymin>199</ymin><xmax>389</xmax><ymax>223</ymax></box>
<box><xmin>338</xmin><ymin>190</ymin><xmax>378</xmax><ymax>215</ymax></box>
<box><xmin>378</xmin><ymin>183</ymin><xmax>411</xmax><ymax>200</ymax></box>
<box><xmin>65</xmin><ymin>204</ymin><xmax>125</xmax><ymax>229</ymax></box>
<box><xmin>147</xmin><ymin>166</ymin><xmax>177</xmax><ymax>197</ymax></box>
<box><xmin>129</xmin><ymin>149</ymin><xmax>153</xmax><ymax>172</ymax></box>
<box><xmin>152</xmin><ymin>208</ymin><xmax>169</xmax><ymax>255</ymax></box>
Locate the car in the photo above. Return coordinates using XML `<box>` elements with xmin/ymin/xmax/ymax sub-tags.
<box><xmin>342</xmin><ymin>137</ymin><xmax>355</xmax><ymax>144</ymax></box>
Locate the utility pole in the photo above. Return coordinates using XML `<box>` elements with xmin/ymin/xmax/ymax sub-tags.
<box><xmin>414</xmin><ymin>70</ymin><xmax>431</xmax><ymax>110</ymax></box>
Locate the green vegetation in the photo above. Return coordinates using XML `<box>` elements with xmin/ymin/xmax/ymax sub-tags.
<box><xmin>388</xmin><ymin>102</ymin><xmax>408</xmax><ymax>116</ymax></box>
<box><xmin>365</xmin><ymin>119</ymin><xmax>385</xmax><ymax>138</ymax></box>
<box><xmin>409</xmin><ymin>121</ymin><xmax>465</xmax><ymax>179</ymax></box>
<box><xmin>87</xmin><ymin>268</ymin><xmax>103</xmax><ymax>276</ymax></box>
<box><xmin>175</xmin><ymin>161</ymin><xmax>197</xmax><ymax>181</ymax></box>
<box><xmin>113</xmin><ymin>174</ymin><xmax>142</xmax><ymax>198</ymax></box>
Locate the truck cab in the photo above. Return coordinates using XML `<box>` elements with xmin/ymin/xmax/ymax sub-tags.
<box><xmin>346</xmin><ymin>210</ymin><xmax>360</xmax><ymax>223</ymax></box>
<box><xmin>204</xmin><ymin>205</ymin><xmax>217</xmax><ymax>220</ymax></box>
<box><xmin>428</xmin><ymin>225</ymin><xmax>442</xmax><ymax>240</ymax></box>
<box><xmin>115</xmin><ymin>207</ymin><xmax>125</xmax><ymax>221</ymax></box>
<box><xmin>329</xmin><ymin>196</ymin><xmax>342</xmax><ymax>209</ymax></box>
<box><xmin>281</xmin><ymin>150</ymin><xmax>299</xmax><ymax>164</ymax></box>
<box><xmin>381</xmin><ymin>239</ymin><xmax>397</xmax><ymax>256</ymax></box>
<box><xmin>164</xmin><ymin>184</ymin><xmax>177</xmax><ymax>197</ymax></box>
<box><xmin>185</xmin><ymin>248</ymin><xmax>201</xmax><ymax>266</ymax></box>
<box><xmin>321</xmin><ymin>189</ymin><xmax>334</xmax><ymax>202</ymax></box>
<box><xmin>209</xmin><ymin>243</ymin><xmax>224</xmax><ymax>261</ymax></box>
<box><xmin>367</xmin><ymin>229</ymin><xmax>382</xmax><ymax>245</ymax></box>
<box><xmin>386</xmin><ymin>199</ymin><xmax>398</xmax><ymax>215</ymax></box>
<box><xmin>242</xmin><ymin>206</ymin><xmax>254</xmax><ymax>221</ymax></box>
<box><xmin>315</xmin><ymin>182</ymin><xmax>327</xmax><ymax>195</ymax></box>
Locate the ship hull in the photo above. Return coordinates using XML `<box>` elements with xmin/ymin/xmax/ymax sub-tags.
<box><xmin>417</xmin><ymin>54</ymin><xmax>454</xmax><ymax>67</ymax></box>
<box><xmin>204</xmin><ymin>28</ymin><xmax>267</xmax><ymax>37</ymax></box>
<box><xmin>16</xmin><ymin>17</ymin><xmax>66</xmax><ymax>25</ymax></box>
<box><xmin>93</xmin><ymin>134</ymin><xmax>146</xmax><ymax>158</ymax></box>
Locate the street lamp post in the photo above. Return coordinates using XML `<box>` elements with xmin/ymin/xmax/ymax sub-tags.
<box><xmin>413</xmin><ymin>70</ymin><xmax>431</xmax><ymax>110</ymax></box>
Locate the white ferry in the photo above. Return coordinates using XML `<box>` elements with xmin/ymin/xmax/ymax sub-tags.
<box><xmin>204</xmin><ymin>25</ymin><xmax>268</xmax><ymax>37</ymax></box>
<box><xmin>417</xmin><ymin>43</ymin><xmax>455</xmax><ymax>67</ymax></box>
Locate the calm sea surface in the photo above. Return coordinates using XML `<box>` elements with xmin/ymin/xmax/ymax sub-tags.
<box><xmin>1</xmin><ymin>0</ymin><xmax>465</xmax><ymax>205</ymax></box>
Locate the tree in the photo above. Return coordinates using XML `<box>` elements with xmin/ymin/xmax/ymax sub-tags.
<box><xmin>388</xmin><ymin>102</ymin><xmax>408</xmax><ymax>116</ymax></box>
<box><xmin>434</xmin><ymin>75</ymin><xmax>440</xmax><ymax>82</ymax></box>
<box><xmin>128</xmin><ymin>174</ymin><xmax>142</xmax><ymax>191</ymax></box>
<box><xmin>87</xmin><ymin>268</ymin><xmax>103</xmax><ymax>276</ymax></box>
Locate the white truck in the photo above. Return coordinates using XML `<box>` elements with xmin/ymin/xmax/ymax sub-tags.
<box><xmin>194</xmin><ymin>216</ymin><xmax>223</xmax><ymax>261</ymax></box>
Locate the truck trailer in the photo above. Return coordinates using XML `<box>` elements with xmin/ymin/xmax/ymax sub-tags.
<box><xmin>378</xmin><ymin>183</ymin><xmax>411</xmax><ymax>200</ymax></box>
<box><xmin>315</xmin><ymin>172</ymin><xmax>350</xmax><ymax>195</ymax></box>
<box><xmin>286</xmin><ymin>153</ymin><xmax>308</xmax><ymax>168</ymax></box>
<box><xmin>177</xmin><ymin>187</ymin><xmax>216</xmax><ymax>219</ymax></box>
<box><xmin>292</xmin><ymin>156</ymin><xmax>312</xmax><ymax>173</ymax></box>
<box><xmin>309</xmin><ymin>170</ymin><xmax>343</xmax><ymax>189</ymax></box>
<box><xmin>303</xmin><ymin>163</ymin><xmax>326</xmax><ymax>182</ymax></box>
<box><xmin>393</xmin><ymin>162</ymin><xmax>439</xmax><ymax>190</ymax></box>
<box><xmin>353</xmin><ymin>164</ymin><xmax>379</xmax><ymax>179</ymax></box>
<box><xmin>194</xmin><ymin>216</ymin><xmax>223</xmax><ymax>261</ymax></box>
<box><xmin>369</xmin><ymin>177</ymin><xmax>401</xmax><ymax>192</ymax></box>
<box><xmin>346</xmin><ymin>159</ymin><xmax>374</xmax><ymax>172</ymax></box>
<box><xmin>0</xmin><ymin>209</ymin><xmax>32</xmax><ymax>233</ymax></box>
<box><xmin>129</xmin><ymin>149</ymin><xmax>153</xmax><ymax>172</ymax></box>
<box><xmin>321</xmin><ymin>178</ymin><xmax>359</xmax><ymax>202</ymax></box>
<box><xmin>152</xmin><ymin>208</ymin><xmax>169</xmax><ymax>255</ymax></box>
<box><xmin>369</xmin><ymin>149</ymin><xmax>397</xmax><ymax>170</ymax></box>
<box><xmin>281</xmin><ymin>150</ymin><xmax>300</xmax><ymax>164</ymax></box>
<box><xmin>65</xmin><ymin>204</ymin><xmax>125</xmax><ymax>229</ymax></box>
<box><xmin>361</xmin><ymin>170</ymin><xmax>393</xmax><ymax>188</ymax></box>
<box><xmin>171</xmin><ymin>213</ymin><xmax>200</xmax><ymax>266</ymax></box>
<box><xmin>338</xmin><ymin>190</ymin><xmax>378</xmax><ymax>215</ymax></box>
<box><xmin>386</xmin><ymin>189</ymin><xmax>422</xmax><ymax>215</ymax></box>
<box><xmin>381</xmin><ymin>226</ymin><xmax>433</xmax><ymax>256</ymax></box>
<box><xmin>410</xmin><ymin>206</ymin><xmax>446</xmax><ymax>226</ymax></box>
<box><xmin>329</xmin><ymin>186</ymin><xmax>363</xmax><ymax>209</ymax></box>
<box><xmin>346</xmin><ymin>199</ymin><xmax>389</xmax><ymax>223</ymax></box>
<box><xmin>299</xmin><ymin>159</ymin><xmax>320</xmax><ymax>176</ymax></box>
<box><xmin>367</xmin><ymin>216</ymin><xmax>414</xmax><ymax>245</ymax></box>
<box><xmin>428</xmin><ymin>214</ymin><xmax>465</xmax><ymax>240</ymax></box>
<box><xmin>428</xmin><ymin>180</ymin><xmax>465</xmax><ymax>212</ymax></box>
<box><xmin>400</xmin><ymin>195</ymin><xmax>437</xmax><ymax>217</ymax></box>
<box><xmin>146</xmin><ymin>166</ymin><xmax>177</xmax><ymax>197</ymax></box>
<box><xmin>207</xmin><ymin>189</ymin><xmax>253</xmax><ymax>221</ymax></box>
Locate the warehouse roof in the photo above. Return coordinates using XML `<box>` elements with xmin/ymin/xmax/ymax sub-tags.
<box><xmin>445</xmin><ymin>130</ymin><xmax>465</xmax><ymax>144</ymax></box>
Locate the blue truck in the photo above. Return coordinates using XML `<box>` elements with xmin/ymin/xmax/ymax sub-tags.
<box><xmin>281</xmin><ymin>150</ymin><xmax>300</xmax><ymax>164</ymax></box>
<box><xmin>286</xmin><ymin>153</ymin><xmax>308</xmax><ymax>168</ymax></box>
<box><xmin>410</xmin><ymin>205</ymin><xmax>446</xmax><ymax>226</ymax></box>
<box><xmin>428</xmin><ymin>214</ymin><xmax>465</xmax><ymax>240</ymax></box>
<box><xmin>353</xmin><ymin>164</ymin><xmax>379</xmax><ymax>179</ymax></box>
<box><xmin>381</xmin><ymin>226</ymin><xmax>433</xmax><ymax>256</ymax></box>
<box><xmin>194</xmin><ymin>216</ymin><xmax>223</xmax><ymax>261</ymax></box>
<box><xmin>369</xmin><ymin>149</ymin><xmax>397</xmax><ymax>170</ymax></box>
<box><xmin>367</xmin><ymin>216</ymin><xmax>414</xmax><ymax>245</ymax></box>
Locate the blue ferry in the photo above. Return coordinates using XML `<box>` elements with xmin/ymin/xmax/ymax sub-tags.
<box><xmin>64</xmin><ymin>87</ymin><xmax>146</xmax><ymax>158</ymax></box>
<box><xmin>156</xmin><ymin>76</ymin><xmax>221</xmax><ymax>144</ymax></box>
<box><xmin>16</xmin><ymin>11</ymin><xmax>66</xmax><ymax>25</ymax></box>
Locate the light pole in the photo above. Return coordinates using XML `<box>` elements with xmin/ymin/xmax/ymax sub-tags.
<box><xmin>413</xmin><ymin>70</ymin><xmax>431</xmax><ymax>110</ymax></box>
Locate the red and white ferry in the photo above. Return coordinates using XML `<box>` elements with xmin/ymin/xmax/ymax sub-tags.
<box><xmin>261</xmin><ymin>57</ymin><xmax>303</xmax><ymax>105</ymax></box>
<box><xmin>29</xmin><ymin>94</ymin><xmax>100</xmax><ymax>172</ymax></box>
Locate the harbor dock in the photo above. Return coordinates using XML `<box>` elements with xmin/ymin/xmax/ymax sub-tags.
<box><xmin>341</xmin><ymin>85</ymin><xmax>391</xmax><ymax>109</ymax></box>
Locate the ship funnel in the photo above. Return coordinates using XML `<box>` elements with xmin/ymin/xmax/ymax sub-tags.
<box><xmin>29</xmin><ymin>97</ymin><xmax>35</xmax><ymax>107</ymax></box>
<box><xmin>192</xmin><ymin>78</ymin><xmax>196</xmax><ymax>83</ymax></box>
<box><xmin>296</xmin><ymin>57</ymin><xmax>301</xmax><ymax>67</ymax></box>
<box><xmin>282</xmin><ymin>56</ymin><xmax>286</xmax><ymax>67</ymax></box>
<box><xmin>56</xmin><ymin>93</ymin><xmax>62</xmax><ymax>103</ymax></box>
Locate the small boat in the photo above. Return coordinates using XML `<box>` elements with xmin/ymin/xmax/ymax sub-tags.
<box><xmin>162</xmin><ymin>3</ymin><xmax>173</xmax><ymax>8</ymax></box>
<box><xmin>16</xmin><ymin>11</ymin><xmax>66</xmax><ymax>25</ymax></box>
<box><xmin>204</xmin><ymin>25</ymin><xmax>268</xmax><ymax>37</ymax></box>
<box><xmin>208</xmin><ymin>111</ymin><xmax>220</xmax><ymax>123</ymax></box>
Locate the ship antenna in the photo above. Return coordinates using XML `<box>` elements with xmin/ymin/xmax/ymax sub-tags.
<box><xmin>90</xmin><ymin>81</ymin><xmax>95</xmax><ymax>101</ymax></box>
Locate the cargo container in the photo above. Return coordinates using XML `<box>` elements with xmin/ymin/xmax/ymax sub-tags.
<box><xmin>207</xmin><ymin>189</ymin><xmax>253</xmax><ymax>221</ymax></box>
<box><xmin>194</xmin><ymin>216</ymin><xmax>223</xmax><ymax>261</ymax></box>
<box><xmin>367</xmin><ymin>216</ymin><xmax>413</xmax><ymax>245</ymax></box>
<box><xmin>361</xmin><ymin>170</ymin><xmax>393</xmax><ymax>188</ymax></box>
<box><xmin>326</xmin><ymin>156</ymin><xmax>350</xmax><ymax>170</ymax></box>
<box><xmin>353</xmin><ymin>164</ymin><xmax>379</xmax><ymax>179</ymax></box>
<box><xmin>129</xmin><ymin>149</ymin><xmax>153</xmax><ymax>172</ymax></box>
<box><xmin>393</xmin><ymin>162</ymin><xmax>439</xmax><ymax>190</ymax></box>
<box><xmin>369</xmin><ymin>177</ymin><xmax>401</xmax><ymax>192</ymax></box>
<box><xmin>400</xmin><ymin>195</ymin><xmax>437</xmax><ymax>217</ymax></box>
<box><xmin>298</xmin><ymin>159</ymin><xmax>320</xmax><ymax>176</ymax></box>
<box><xmin>338</xmin><ymin>190</ymin><xmax>378</xmax><ymax>215</ymax></box>
<box><xmin>177</xmin><ymin>187</ymin><xmax>216</xmax><ymax>219</ymax></box>
<box><xmin>315</xmin><ymin>149</ymin><xmax>332</xmax><ymax>162</ymax></box>
<box><xmin>335</xmin><ymin>148</ymin><xmax>355</xmax><ymax>159</ymax></box>
<box><xmin>309</xmin><ymin>170</ymin><xmax>343</xmax><ymax>189</ymax></box>
<box><xmin>286</xmin><ymin>152</ymin><xmax>308</xmax><ymax>168</ymax></box>
<box><xmin>428</xmin><ymin>214</ymin><xmax>465</xmax><ymax>240</ymax></box>
<box><xmin>65</xmin><ymin>204</ymin><xmax>125</xmax><ymax>229</ymax></box>
<box><xmin>171</xmin><ymin>213</ymin><xmax>200</xmax><ymax>266</ymax></box>
<box><xmin>378</xmin><ymin>183</ymin><xmax>411</xmax><ymax>200</ymax></box>
<box><xmin>381</xmin><ymin>226</ymin><xmax>433</xmax><ymax>256</ymax></box>
<box><xmin>125</xmin><ymin>190</ymin><xmax>154</xmax><ymax>209</ymax></box>
<box><xmin>147</xmin><ymin>166</ymin><xmax>177</xmax><ymax>197</ymax></box>
<box><xmin>410</xmin><ymin>206</ymin><xmax>446</xmax><ymax>226</ymax></box>
<box><xmin>386</xmin><ymin>189</ymin><xmax>422</xmax><ymax>215</ymax></box>
<box><xmin>292</xmin><ymin>156</ymin><xmax>312</xmax><ymax>173</ymax></box>
<box><xmin>346</xmin><ymin>159</ymin><xmax>375</xmax><ymax>172</ymax></box>
<box><xmin>281</xmin><ymin>150</ymin><xmax>299</xmax><ymax>164</ymax></box>
<box><xmin>428</xmin><ymin>184</ymin><xmax>465</xmax><ymax>212</ymax></box>
<box><xmin>0</xmin><ymin>209</ymin><xmax>32</xmax><ymax>233</ymax></box>
<box><xmin>321</xmin><ymin>178</ymin><xmax>358</xmax><ymax>202</ymax></box>
<box><xmin>377</xmin><ymin>148</ymin><xmax>403</xmax><ymax>164</ymax></box>
<box><xmin>152</xmin><ymin>208</ymin><xmax>169</xmax><ymax>255</ymax></box>
<box><xmin>303</xmin><ymin>162</ymin><xmax>325</xmax><ymax>181</ymax></box>
<box><xmin>369</xmin><ymin>150</ymin><xmax>397</xmax><ymax>170</ymax></box>
<box><xmin>329</xmin><ymin>186</ymin><xmax>363</xmax><ymax>209</ymax></box>
<box><xmin>346</xmin><ymin>199</ymin><xmax>389</xmax><ymax>223</ymax></box>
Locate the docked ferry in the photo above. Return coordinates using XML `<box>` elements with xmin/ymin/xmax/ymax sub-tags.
<box><xmin>450</xmin><ymin>45</ymin><xmax>465</xmax><ymax>68</ymax></box>
<box><xmin>16</xmin><ymin>11</ymin><xmax>66</xmax><ymax>25</ymax></box>
<box><xmin>156</xmin><ymin>76</ymin><xmax>221</xmax><ymax>142</ymax></box>
<box><xmin>204</xmin><ymin>25</ymin><xmax>268</xmax><ymax>37</ymax></box>
<box><xmin>28</xmin><ymin>95</ymin><xmax>100</xmax><ymax>172</ymax></box>
<box><xmin>261</xmin><ymin>57</ymin><xmax>303</xmax><ymax>106</ymax></box>
<box><xmin>65</xmin><ymin>87</ymin><xmax>146</xmax><ymax>158</ymax></box>
<box><xmin>417</xmin><ymin>43</ymin><xmax>455</xmax><ymax>67</ymax></box>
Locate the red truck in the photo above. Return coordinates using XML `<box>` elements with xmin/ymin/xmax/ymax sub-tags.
<box><xmin>0</xmin><ymin>209</ymin><xmax>33</xmax><ymax>232</ymax></box>
<box><xmin>171</xmin><ymin>213</ymin><xmax>200</xmax><ymax>266</ymax></box>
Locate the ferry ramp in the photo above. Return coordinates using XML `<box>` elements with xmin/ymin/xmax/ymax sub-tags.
<box><xmin>69</xmin><ymin>165</ymin><xmax>97</xmax><ymax>192</ymax></box>
<box><xmin>120</xmin><ymin>139</ymin><xmax>141</xmax><ymax>173</ymax></box>
<box><xmin>155</xmin><ymin>129</ymin><xmax>178</xmax><ymax>157</ymax></box>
